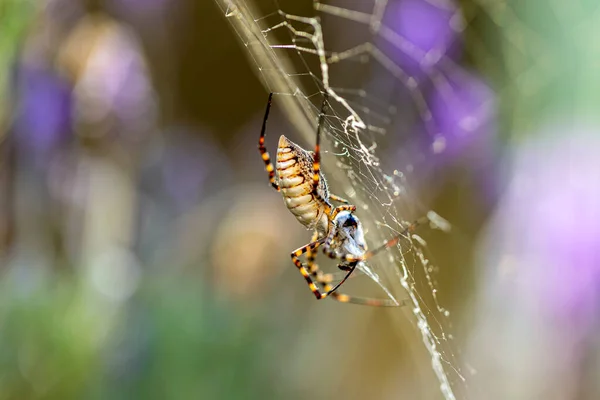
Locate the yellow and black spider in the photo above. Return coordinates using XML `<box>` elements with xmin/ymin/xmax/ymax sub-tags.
<box><xmin>258</xmin><ymin>93</ymin><xmax>426</xmax><ymax>306</ymax></box>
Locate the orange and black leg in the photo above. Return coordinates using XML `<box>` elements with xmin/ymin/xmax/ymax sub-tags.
<box><xmin>258</xmin><ymin>93</ymin><xmax>279</xmax><ymax>191</ymax></box>
<box><xmin>291</xmin><ymin>238</ymin><xmax>358</xmax><ymax>300</ymax></box>
<box><xmin>306</xmin><ymin>257</ymin><xmax>407</xmax><ymax>307</ymax></box>
<box><xmin>331</xmin><ymin>204</ymin><xmax>356</xmax><ymax>217</ymax></box>
<box><xmin>310</xmin><ymin>93</ymin><xmax>333</xmax><ymax>214</ymax></box>
<box><xmin>291</xmin><ymin>239</ymin><xmax>407</xmax><ymax>307</ymax></box>
<box><xmin>290</xmin><ymin>239</ymin><xmax>330</xmax><ymax>300</ymax></box>
<box><xmin>305</xmin><ymin>231</ymin><xmax>320</xmax><ymax>275</ymax></box>
<box><xmin>330</xmin><ymin>194</ymin><xmax>349</xmax><ymax>204</ymax></box>
<box><xmin>309</xmin><ymin>254</ymin><xmax>409</xmax><ymax>307</ymax></box>
<box><xmin>324</xmin><ymin>284</ymin><xmax>409</xmax><ymax>307</ymax></box>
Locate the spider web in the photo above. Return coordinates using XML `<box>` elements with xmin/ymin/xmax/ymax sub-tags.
<box><xmin>210</xmin><ymin>0</ymin><xmax>597</xmax><ymax>397</ymax></box>
<box><xmin>213</xmin><ymin>0</ymin><xmax>478</xmax><ymax>398</ymax></box>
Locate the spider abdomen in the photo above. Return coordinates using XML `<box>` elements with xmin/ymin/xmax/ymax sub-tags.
<box><xmin>277</xmin><ymin>135</ymin><xmax>328</xmax><ymax>232</ymax></box>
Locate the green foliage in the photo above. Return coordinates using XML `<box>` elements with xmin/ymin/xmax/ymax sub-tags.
<box><xmin>0</xmin><ymin>282</ymin><xmax>103</xmax><ymax>399</ymax></box>
<box><xmin>0</xmin><ymin>277</ymin><xmax>284</xmax><ymax>400</ymax></box>
<box><xmin>0</xmin><ymin>0</ymin><xmax>35</xmax><ymax>132</ymax></box>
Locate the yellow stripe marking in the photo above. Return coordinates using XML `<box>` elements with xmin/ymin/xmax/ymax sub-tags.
<box><xmin>336</xmin><ymin>294</ymin><xmax>350</xmax><ymax>302</ymax></box>
<box><xmin>262</xmin><ymin>153</ymin><xmax>270</xmax><ymax>161</ymax></box>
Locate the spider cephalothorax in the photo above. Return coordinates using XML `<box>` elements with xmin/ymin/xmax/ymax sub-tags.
<box><xmin>258</xmin><ymin>92</ymin><xmax>424</xmax><ymax>306</ymax></box>
<box><xmin>326</xmin><ymin>211</ymin><xmax>367</xmax><ymax>259</ymax></box>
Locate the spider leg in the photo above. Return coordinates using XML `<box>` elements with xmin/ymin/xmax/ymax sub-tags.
<box><xmin>331</xmin><ymin>204</ymin><xmax>356</xmax><ymax>218</ymax></box>
<box><xmin>296</xmin><ymin>243</ymin><xmax>408</xmax><ymax>307</ymax></box>
<box><xmin>305</xmin><ymin>231</ymin><xmax>319</xmax><ymax>274</ymax></box>
<box><xmin>324</xmin><ymin>286</ymin><xmax>410</xmax><ymax>307</ymax></box>
<box><xmin>309</xmin><ymin>263</ymin><xmax>408</xmax><ymax>307</ymax></box>
<box><xmin>337</xmin><ymin>264</ymin><xmax>353</xmax><ymax>272</ymax></box>
<box><xmin>325</xmin><ymin>246</ymin><xmax>415</xmax><ymax>281</ymax></box>
<box><xmin>304</xmin><ymin>231</ymin><xmax>339</xmax><ymax>286</ymax></box>
<box><xmin>329</xmin><ymin>194</ymin><xmax>349</xmax><ymax>204</ymax></box>
<box><xmin>310</xmin><ymin>93</ymin><xmax>333</xmax><ymax>214</ymax></box>
<box><xmin>258</xmin><ymin>93</ymin><xmax>280</xmax><ymax>191</ymax></box>
<box><xmin>291</xmin><ymin>239</ymin><xmax>331</xmax><ymax>300</ymax></box>
<box><xmin>291</xmin><ymin>238</ymin><xmax>359</xmax><ymax>300</ymax></box>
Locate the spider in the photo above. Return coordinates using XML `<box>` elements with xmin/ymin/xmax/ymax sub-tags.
<box><xmin>258</xmin><ymin>92</ymin><xmax>426</xmax><ymax>306</ymax></box>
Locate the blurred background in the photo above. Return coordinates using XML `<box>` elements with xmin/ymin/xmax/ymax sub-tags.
<box><xmin>0</xmin><ymin>0</ymin><xmax>599</xmax><ymax>399</ymax></box>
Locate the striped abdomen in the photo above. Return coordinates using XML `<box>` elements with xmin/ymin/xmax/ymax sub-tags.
<box><xmin>276</xmin><ymin>135</ymin><xmax>328</xmax><ymax>234</ymax></box>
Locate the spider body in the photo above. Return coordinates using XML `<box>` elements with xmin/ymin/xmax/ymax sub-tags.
<box><xmin>276</xmin><ymin>135</ymin><xmax>329</xmax><ymax>235</ymax></box>
<box><xmin>258</xmin><ymin>93</ymin><xmax>423</xmax><ymax>306</ymax></box>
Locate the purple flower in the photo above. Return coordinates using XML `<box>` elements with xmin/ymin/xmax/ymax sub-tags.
<box><xmin>105</xmin><ymin>0</ymin><xmax>172</xmax><ymax>24</ymax></box>
<box><xmin>160</xmin><ymin>127</ymin><xmax>231</xmax><ymax>212</ymax></box>
<box><xmin>504</xmin><ymin>126</ymin><xmax>600</xmax><ymax>326</ymax></box>
<box><xmin>44</xmin><ymin>0</ymin><xmax>85</xmax><ymax>30</ymax></box>
<box><xmin>72</xmin><ymin>22</ymin><xmax>157</xmax><ymax>144</ymax></box>
<box><xmin>381</xmin><ymin>0</ymin><xmax>462</xmax><ymax>78</ymax></box>
<box><xmin>466</xmin><ymin>124</ymin><xmax>600</xmax><ymax>398</ymax></box>
<box><xmin>13</xmin><ymin>63</ymin><xmax>73</xmax><ymax>163</ymax></box>
<box><xmin>389</xmin><ymin>70</ymin><xmax>497</xmax><ymax>200</ymax></box>
<box><xmin>428</xmin><ymin>70</ymin><xmax>496</xmax><ymax>156</ymax></box>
